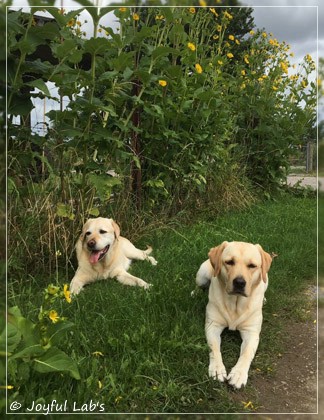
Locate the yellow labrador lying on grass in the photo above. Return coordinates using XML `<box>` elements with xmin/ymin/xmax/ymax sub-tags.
<box><xmin>196</xmin><ymin>241</ymin><xmax>272</xmax><ymax>389</ymax></box>
<box><xmin>70</xmin><ymin>217</ymin><xmax>157</xmax><ymax>295</ymax></box>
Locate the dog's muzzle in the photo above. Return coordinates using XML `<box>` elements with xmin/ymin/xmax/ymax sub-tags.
<box><xmin>88</xmin><ymin>243</ymin><xmax>110</xmax><ymax>264</ymax></box>
<box><xmin>231</xmin><ymin>276</ymin><xmax>247</xmax><ymax>296</ymax></box>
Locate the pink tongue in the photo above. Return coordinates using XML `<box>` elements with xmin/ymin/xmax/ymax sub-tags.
<box><xmin>90</xmin><ymin>251</ymin><xmax>101</xmax><ymax>264</ymax></box>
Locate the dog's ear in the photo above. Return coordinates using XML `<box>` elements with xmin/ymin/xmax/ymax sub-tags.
<box><xmin>111</xmin><ymin>219</ymin><xmax>120</xmax><ymax>239</ymax></box>
<box><xmin>256</xmin><ymin>244</ymin><xmax>272</xmax><ymax>283</ymax></box>
<box><xmin>79</xmin><ymin>220</ymin><xmax>90</xmax><ymax>242</ymax></box>
<box><xmin>208</xmin><ymin>241</ymin><xmax>228</xmax><ymax>277</ymax></box>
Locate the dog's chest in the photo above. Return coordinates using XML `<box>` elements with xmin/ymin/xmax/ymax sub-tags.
<box><xmin>223</xmin><ymin>299</ymin><xmax>252</xmax><ymax>330</ymax></box>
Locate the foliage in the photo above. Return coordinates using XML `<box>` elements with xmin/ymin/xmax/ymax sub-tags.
<box><xmin>7</xmin><ymin>6</ymin><xmax>316</xmax><ymax>277</ymax></box>
<box><xmin>1</xmin><ymin>283</ymin><xmax>79</xmax><ymax>402</ymax></box>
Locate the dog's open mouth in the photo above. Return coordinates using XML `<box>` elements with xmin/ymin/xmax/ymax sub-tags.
<box><xmin>89</xmin><ymin>245</ymin><xmax>110</xmax><ymax>264</ymax></box>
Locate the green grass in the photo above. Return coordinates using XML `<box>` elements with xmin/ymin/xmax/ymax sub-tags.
<box><xmin>7</xmin><ymin>194</ymin><xmax>317</xmax><ymax>414</ymax></box>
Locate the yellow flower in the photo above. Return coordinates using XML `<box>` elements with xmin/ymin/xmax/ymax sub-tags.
<box><xmin>63</xmin><ymin>284</ymin><xmax>72</xmax><ymax>303</ymax></box>
<box><xmin>213</xmin><ymin>35</ymin><xmax>219</xmax><ymax>40</ymax></box>
<box><xmin>262</xmin><ymin>32</ymin><xmax>267</xmax><ymax>38</ymax></box>
<box><xmin>241</xmin><ymin>70</ymin><xmax>246</xmax><ymax>76</ymax></box>
<box><xmin>210</xmin><ymin>8</ymin><xmax>218</xmax><ymax>17</ymax></box>
<box><xmin>224</xmin><ymin>10</ymin><xmax>233</xmax><ymax>20</ymax></box>
<box><xmin>49</xmin><ymin>310</ymin><xmax>59</xmax><ymax>324</ymax></box>
<box><xmin>242</xmin><ymin>401</ymin><xmax>254</xmax><ymax>409</ymax></box>
<box><xmin>92</xmin><ymin>351</ymin><xmax>104</xmax><ymax>356</ymax></box>
<box><xmin>66</xmin><ymin>19</ymin><xmax>75</xmax><ymax>27</ymax></box>
<box><xmin>76</xmin><ymin>21</ymin><xmax>81</xmax><ymax>26</ymax></box>
<box><xmin>187</xmin><ymin>42</ymin><xmax>196</xmax><ymax>51</ymax></box>
<box><xmin>241</xmin><ymin>82</ymin><xmax>246</xmax><ymax>89</ymax></box>
<box><xmin>98</xmin><ymin>380</ymin><xmax>103</xmax><ymax>389</ymax></box>
<box><xmin>189</xmin><ymin>7</ymin><xmax>196</xmax><ymax>14</ymax></box>
<box><xmin>249</xmin><ymin>30</ymin><xmax>255</xmax><ymax>35</ymax></box>
<box><xmin>199</xmin><ymin>0</ymin><xmax>207</xmax><ymax>6</ymax></box>
<box><xmin>272</xmin><ymin>86</ymin><xmax>278</xmax><ymax>91</ymax></box>
<box><xmin>228</xmin><ymin>35</ymin><xmax>235</xmax><ymax>41</ymax></box>
<box><xmin>280</xmin><ymin>61</ymin><xmax>288</xmax><ymax>74</ymax></box>
<box><xmin>217</xmin><ymin>24</ymin><xmax>222</xmax><ymax>32</ymax></box>
<box><xmin>302</xmin><ymin>80</ymin><xmax>308</xmax><ymax>88</ymax></box>
<box><xmin>158</xmin><ymin>80</ymin><xmax>167</xmax><ymax>87</ymax></box>
<box><xmin>227</xmin><ymin>53</ymin><xmax>234</xmax><ymax>59</ymax></box>
<box><xmin>244</xmin><ymin>55</ymin><xmax>249</xmax><ymax>64</ymax></box>
<box><xmin>133</xmin><ymin>13</ymin><xmax>140</xmax><ymax>21</ymax></box>
<box><xmin>217</xmin><ymin>60</ymin><xmax>223</xmax><ymax>65</ymax></box>
<box><xmin>47</xmin><ymin>284</ymin><xmax>59</xmax><ymax>295</ymax></box>
<box><xmin>195</xmin><ymin>63</ymin><xmax>203</xmax><ymax>74</ymax></box>
<box><xmin>235</xmin><ymin>39</ymin><xmax>240</xmax><ymax>45</ymax></box>
<box><xmin>119</xmin><ymin>7</ymin><xmax>127</xmax><ymax>12</ymax></box>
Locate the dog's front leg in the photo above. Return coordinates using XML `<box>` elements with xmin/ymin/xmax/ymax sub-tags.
<box><xmin>227</xmin><ymin>329</ymin><xmax>260</xmax><ymax>389</ymax></box>
<box><xmin>206</xmin><ymin>319</ymin><xmax>227</xmax><ymax>382</ymax></box>
<box><xmin>70</xmin><ymin>268</ymin><xmax>93</xmax><ymax>295</ymax></box>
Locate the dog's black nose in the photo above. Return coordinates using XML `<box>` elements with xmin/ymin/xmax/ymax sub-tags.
<box><xmin>233</xmin><ymin>276</ymin><xmax>246</xmax><ymax>290</ymax></box>
<box><xmin>87</xmin><ymin>239</ymin><xmax>96</xmax><ymax>249</ymax></box>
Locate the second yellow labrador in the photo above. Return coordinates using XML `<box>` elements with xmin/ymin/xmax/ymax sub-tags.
<box><xmin>70</xmin><ymin>217</ymin><xmax>157</xmax><ymax>295</ymax></box>
<box><xmin>196</xmin><ymin>241</ymin><xmax>272</xmax><ymax>389</ymax></box>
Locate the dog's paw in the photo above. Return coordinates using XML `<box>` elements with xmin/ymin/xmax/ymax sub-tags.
<box><xmin>148</xmin><ymin>256</ymin><xmax>158</xmax><ymax>266</ymax></box>
<box><xmin>137</xmin><ymin>279</ymin><xmax>152</xmax><ymax>289</ymax></box>
<box><xmin>69</xmin><ymin>281</ymin><xmax>83</xmax><ymax>296</ymax></box>
<box><xmin>227</xmin><ymin>367</ymin><xmax>248</xmax><ymax>389</ymax></box>
<box><xmin>208</xmin><ymin>362</ymin><xmax>227</xmax><ymax>383</ymax></box>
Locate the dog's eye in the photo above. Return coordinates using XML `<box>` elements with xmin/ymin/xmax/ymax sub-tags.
<box><xmin>99</xmin><ymin>229</ymin><xmax>107</xmax><ymax>234</ymax></box>
<box><xmin>248</xmin><ymin>263</ymin><xmax>257</xmax><ymax>269</ymax></box>
<box><xmin>225</xmin><ymin>260</ymin><xmax>235</xmax><ymax>266</ymax></box>
<box><xmin>85</xmin><ymin>231</ymin><xmax>91</xmax><ymax>236</ymax></box>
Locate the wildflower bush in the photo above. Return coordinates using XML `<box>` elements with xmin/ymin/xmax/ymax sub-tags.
<box><xmin>7</xmin><ymin>5</ymin><xmax>316</xmax><ymax>275</ymax></box>
<box><xmin>1</xmin><ymin>283</ymin><xmax>79</xmax><ymax>396</ymax></box>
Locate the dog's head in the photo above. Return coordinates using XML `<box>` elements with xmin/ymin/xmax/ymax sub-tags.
<box><xmin>79</xmin><ymin>217</ymin><xmax>120</xmax><ymax>264</ymax></box>
<box><xmin>208</xmin><ymin>241</ymin><xmax>272</xmax><ymax>297</ymax></box>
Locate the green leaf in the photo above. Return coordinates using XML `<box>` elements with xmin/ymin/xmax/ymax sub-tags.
<box><xmin>52</xmin><ymin>39</ymin><xmax>77</xmax><ymax>60</ymax></box>
<box><xmin>47</xmin><ymin>8</ymin><xmax>85</xmax><ymax>27</ymax></box>
<box><xmin>8</xmin><ymin>93</ymin><xmax>34</xmax><ymax>116</ymax></box>
<box><xmin>1</xmin><ymin>323</ymin><xmax>21</xmax><ymax>353</ymax></box>
<box><xmin>84</xmin><ymin>37</ymin><xmax>109</xmax><ymax>56</ymax></box>
<box><xmin>56</xmin><ymin>203</ymin><xmax>75</xmax><ymax>220</ymax></box>
<box><xmin>10</xmin><ymin>344</ymin><xmax>45</xmax><ymax>360</ymax></box>
<box><xmin>88</xmin><ymin>173</ymin><xmax>121</xmax><ymax>202</ymax></box>
<box><xmin>152</xmin><ymin>46</ymin><xmax>177</xmax><ymax>60</ymax></box>
<box><xmin>47</xmin><ymin>321</ymin><xmax>75</xmax><ymax>346</ymax></box>
<box><xmin>88</xmin><ymin>207</ymin><xmax>100</xmax><ymax>217</ymax></box>
<box><xmin>33</xmin><ymin>347</ymin><xmax>81</xmax><ymax>380</ymax></box>
<box><xmin>26</xmin><ymin>79</ymin><xmax>51</xmax><ymax>97</ymax></box>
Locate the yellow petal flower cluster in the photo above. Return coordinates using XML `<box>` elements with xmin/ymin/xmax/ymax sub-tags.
<box><xmin>195</xmin><ymin>63</ymin><xmax>203</xmax><ymax>74</ymax></box>
<box><xmin>187</xmin><ymin>42</ymin><xmax>196</xmax><ymax>51</ymax></box>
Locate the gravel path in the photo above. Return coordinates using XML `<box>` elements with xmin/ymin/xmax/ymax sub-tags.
<box><xmin>287</xmin><ymin>175</ymin><xmax>323</xmax><ymax>191</ymax></box>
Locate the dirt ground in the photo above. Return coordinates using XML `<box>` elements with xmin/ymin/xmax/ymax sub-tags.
<box><xmin>233</xmin><ymin>176</ymin><xmax>322</xmax><ymax>417</ymax></box>
<box><xmin>228</xmin><ymin>288</ymin><xmax>319</xmax><ymax>417</ymax></box>
<box><xmin>252</xmin><ymin>173</ymin><xmax>321</xmax><ymax>418</ymax></box>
